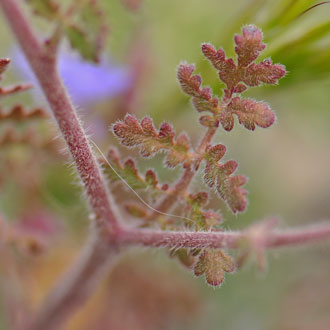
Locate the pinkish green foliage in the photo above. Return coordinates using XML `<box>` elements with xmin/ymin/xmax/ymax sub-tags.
<box><xmin>223</xmin><ymin>96</ymin><xmax>274</xmax><ymax>131</ymax></box>
<box><xmin>204</xmin><ymin>144</ymin><xmax>247</xmax><ymax>214</ymax></box>
<box><xmin>3</xmin><ymin>1</ymin><xmax>330</xmax><ymax>328</ymax></box>
<box><xmin>184</xmin><ymin>192</ymin><xmax>222</xmax><ymax>230</ymax></box>
<box><xmin>177</xmin><ymin>63</ymin><xmax>219</xmax><ymax>118</ymax></box>
<box><xmin>26</xmin><ymin>0</ymin><xmax>107</xmax><ymax>62</ymax></box>
<box><xmin>100</xmin><ymin>147</ymin><xmax>162</xmax><ymax>190</ymax></box>
<box><xmin>178</xmin><ymin>25</ymin><xmax>286</xmax><ymax>132</ymax></box>
<box><xmin>107</xmin><ymin>25</ymin><xmax>286</xmax><ymax>287</ymax></box>
<box><xmin>113</xmin><ymin>115</ymin><xmax>192</xmax><ymax>168</ymax></box>
<box><xmin>194</xmin><ymin>249</ymin><xmax>235</xmax><ymax>287</ymax></box>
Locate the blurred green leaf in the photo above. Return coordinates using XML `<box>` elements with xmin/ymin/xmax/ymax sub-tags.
<box><xmin>263</xmin><ymin>0</ymin><xmax>316</xmax><ymax>30</ymax></box>
<box><xmin>25</xmin><ymin>0</ymin><xmax>59</xmax><ymax>20</ymax></box>
<box><xmin>65</xmin><ymin>24</ymin><xmax>98</xmax><ymax>62</ymax></box>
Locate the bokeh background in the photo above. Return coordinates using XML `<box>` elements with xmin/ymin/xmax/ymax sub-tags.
<box><xmin>1</xmin><ymin>0</ymin><xmax>330</xmax><ymax>329</ymax></box>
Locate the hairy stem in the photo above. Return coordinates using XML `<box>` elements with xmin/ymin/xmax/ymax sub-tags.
<box><xmin>0</xmin><ymin>0</ymin><xmax>123</xmax><ymax>328</ymax></box>
<box><xmin>196</xmin><ymin>127</ymin><xmax>217</xmax><ymax>154</ymax></box>
<box><xmin>120</xmin><ymin>223</ymin><xmax>330</xmax><ymax>249</ymax></box>
<box><xmin>0</xmin><ymin>0</ymin><xmax>121</xmax><ymax>234</ymax></box>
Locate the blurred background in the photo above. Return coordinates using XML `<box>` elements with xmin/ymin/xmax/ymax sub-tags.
<box><xmin>1</xmin><ymin>0</ymin><xmax>330</xmax><ymax>329</ymax></box>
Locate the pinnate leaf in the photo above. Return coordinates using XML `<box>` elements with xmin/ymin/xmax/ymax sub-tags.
<box><xmin>113</xmin><ymin>115</ymin><xmax>192</xmax><ymax>168</ymax></box>
<box><xmin>204</xmin><ymin>144</ymin><xmax>247</xmax><ymax>214</ymax></box>
<box><xmin>100</xmin><ymin>147</ymin><xmax>162</xmax><ymax>191</ymax></box>
<box><xmin>234</xmin><ymin>25</ymin><xmax>266</xmax><ymax>67</ymax></box>
<box><xmin>185</xmin><ymin>192</ymin><xmax>222</xmax><ymax>230</ymax></box>
<box><xmin>222</xmin><ymin>96</ymin><xmax>275</xmax><ymax>131</ymax></box>
<box><xmin>201</xmin><ymin>25</ymin><xmax>286</xmax><ymax>100</ymax></box>
<box><xmin>243</xmin><ymin>59</ymin><xmax>286</xmax><ymax>87</ymax></box>
<box><xmin>177</xmin><ymin>63</ymin><xmax>219</xmax><ymax>116</ymax></box>
<box><xmin>194</xmin><ymin>249</ymin><xmax>235</xmax><ymax>287</ymax></box>
<box><xmin>202</xmin><ymin>43</ymin><xmax>239</xmax><ymax>91</ymax></box>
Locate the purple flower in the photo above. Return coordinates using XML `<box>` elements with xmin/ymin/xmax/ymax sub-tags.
<box><xmin>12</xmin><ymin>48</ymin><xmax>132</xmax><ymax>106</ymax></box>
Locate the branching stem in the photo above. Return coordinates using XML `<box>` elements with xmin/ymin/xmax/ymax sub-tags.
<box><xmin>2</xmin><ymin>1</ymin><xmax>330</xmax><ymax>329</ymax></box>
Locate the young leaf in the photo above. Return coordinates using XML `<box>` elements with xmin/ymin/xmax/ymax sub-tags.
<box><xmin>194</xmin><ymin>249</ymin><xmax>235</xmax><ymax>287</ymax></box>
<box><xmin>243</xmin><ymin>59</ymin><xmax>286</xmax><ymax>87</ymax></box>
<box><xmin>204</xmin><ymin>144</ymin><xmax>247</xmax><ymax>214</ymax></box>
<box><xmin>234</xmin><ymin>25</ymin><xmax>266</xmax><ymax>67</ymax></box>
<box><xmin>201</xmin><ymin>44</ymin><xmax>239</xmax><ymax>91</ymax></box>
<box><xmin>0</xmin><ymin>106</ymin><xmax>47</xmax><ymax>121</ymax></box>
<box><xmin>185</xmin><ymin>192</ymin><xmax>222</xmax><ymax>230</ymax></box>
<box><xmin>222</xmin><ymin>97</ymin><xmax>275</xmax><ymax>131</ymax></box>
<box><xmin>201</xmin><ymin>25</ymin><xmax>286</xmax><ymax>101</ymax></box>
<box><xmin>25</xmin><ymin>0</ymin><xmax>59</xmax><ymax>20</ymax></box>
<box><xmin>177</xmin><ymin>63</ymin><xmax>219</xmax><ymax>116</ymax></box>
<box><xmin>112</xmin><ymin>115</ymin><xmax>192</xmax><ymax>168</ymax></box>
<box><xmin>100</xmin><ymin>147</ymin><xmax>163</xmax><ymax>191</ymax></box>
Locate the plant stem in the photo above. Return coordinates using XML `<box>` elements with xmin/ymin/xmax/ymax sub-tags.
<box><xmin>0</xmin><ymin>0</ymin><xmax>123</xmax><ymax>328</ymax></box>
<box><xmin>120</xmin><ymin>223</ymin><xmax>330</xmax><ymax>249</ymax></box>
<box><xmin>0</xmin><ymin>0</ymin><xmax>121</xmax><ymax>234</ymax></box>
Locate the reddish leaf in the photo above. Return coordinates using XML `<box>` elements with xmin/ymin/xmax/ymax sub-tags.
<box><xmin>0</xmin><ymin>105</ymin><xmax>47</xmax><ymax>121</ymax></box>
<box><xmin>243</xmin><ymin>59</ymin><xmax>286</xmax><ymax>87</ymax></box>
<box><xmin>113</xmin><ymin>115</ymin><xmax>191</xmax><ymax>168</ymax></box>
<box><xmin>201</xmin><ymin>26</ymin><xmax>286</xmax><ymax>99</ymax></box>
<box><xmin>202</xmin><ymin>43</ymin><xmax>239</xmax><ymax>91</ymax></box>
<box><xmin>207</xmin><ymin>144</ymin><xmax>226</xmax><ymax>162</ymax></box>
<box><xmin>0</xmin><ymin>58</ymin><xmax>10</xmax><ymax>75</ymax></box>
<box><xmin>234</xmin><ymin>25</ymin><xmax>265</xmax><ymax>67</ymax></box>
<box><xmin>177</xmin><ymin>63</ymin><xmax>201</xmax><ymax>97</ymax></box>
<box><xmin>199</xmin><ymin>115</ymin><xmax>217</xmax><ymax>128</ymax></box>
<box><xmin>194</xmin><ymin>249</ymin><xmax>235</xmax><ymax>287</ymax></box>
<box><xmin>224</xmin><ymin>96</ymin><xmax>275</xmax><ymax>131</ymax></box>
<box><xmin>177</xmin><ymin>63</ymin><xmax>219</xmax><ymax>114</ymax></box>
<box><xmin>201</xmin><ymin>44</ymin><xmax>226</xmax><ymax>71</ymax></box>
<box><xmin>204</xmin><ymin>145</ymin><xmax>247</xmax><ymax>214</ymax></box>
